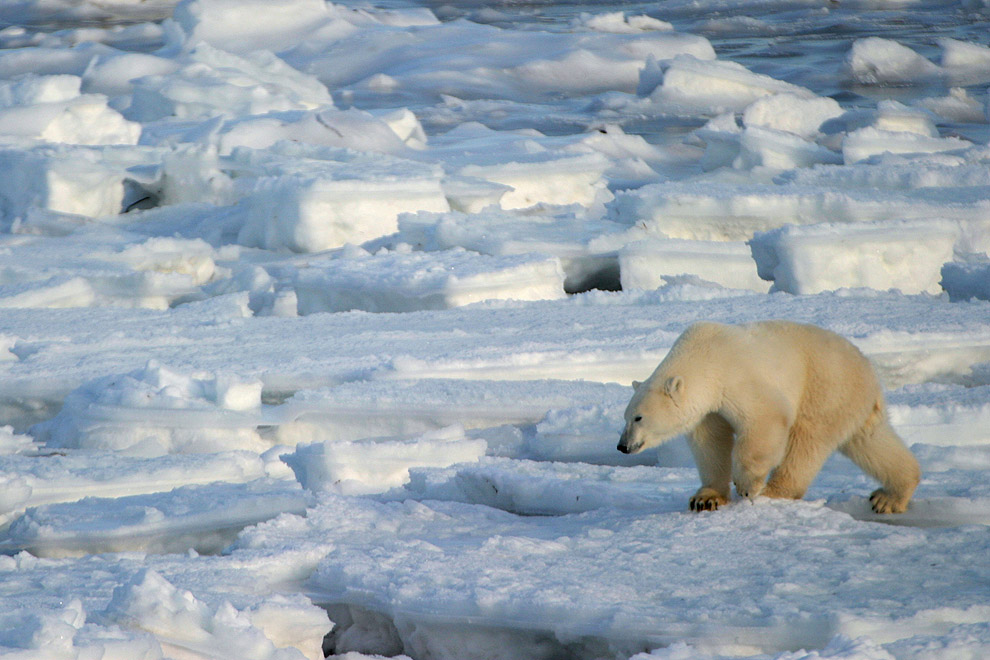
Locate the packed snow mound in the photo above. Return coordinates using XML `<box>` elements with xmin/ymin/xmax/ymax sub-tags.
<box><xmin>0</xmin><ymin>0</ymin><xmax>988</xmax><ymax>658</ymax></box>
<box><xmin>129</xmin><ymin>42</ymin><xmax>333</xmax><ymax>121</ymax></box>
<box><xmin>741</xmin><ymin>93</ymin><xmax>844</xmax><ymax>139</ymax></box>
<box><xmin>4</xmin><ymin>478</ymin><xmax>310</xmax><ymax>557</ymax></box>
<box><xmin>847</xmin><ymin>36</ymin><xmax>990</xmax><ymax>87</ymax></box>
<box><xmin>293</xmin><ymin>248</ymin><xmax>566</xmax><ymax>313</ymax></box>
<box><xmin>0</xmin><ymin>145</ymin><xmax>129</xmax><ymax>221</ymax></box>
<box><xmin>300</xmin><ymin>15</ymin><xmax>716</xmax><ymax>104</ymax></box>
<box><xmin>749</xmin><ymin>220</ymin><xmax>959</xmax><ymax>295</ymax></box>
<box><xmin>0</xmin><ymin>449</ymin><xmax>279</xmax><ymax>527</ymax></box>
<box><xmin>612</xmin><ymin>175</ymin><xmax>990</xmax><ymax>245</ymax></box>
<box><xmin>0</xmin><ymin>74</ymin><xmax>140</xmax><ymax>145</ymax></box>
<box><xmin>284</xmin><ymin>426</ymin><xmax>487</xmax><ymax>496</ymax></box>
<box><xmin>0</xmin><ymin>552</ymin><xmax>332</xmax><ymax>659</ymax></box>
<box><xmin>234</xmin><ymin>492</ymin><xmax>990</xmax><ymax>659</ymax></box>
<box><xmin>39</xmin><ymin>361</ymin><xmax>268</xmax><ymax>455</ymax></box>
<box><xmin>618</xmin><ymin>238</ymin><xmax>767</xmax><ymax>292</ymax></box>
<box><xmin>172</xmin><ymin>0</ymin><xmax>350</xmax><ymax>54</ymax></box>
<box><xmin>842</xmin><ymin>127</ymin><xmax>971</xmax><ymax>164</ymax></box>
<box><xmin>644</xmin><ymin>55</ymin><xmax>816</xmax><ymax>113</ymax></box>
<box><xmin>847</xmin><ymin>37</ymin><xmax>943</xmax><ymax>85</ymax></box>
<box><xmin>103</xmin><ymin>569</ymin><xmax>329</xmax><ymax>660</ymax></box>
<box><xmin>233</xmin><ymin>145</ymin><xmax>449</xmax><ymax>252</ymax></box>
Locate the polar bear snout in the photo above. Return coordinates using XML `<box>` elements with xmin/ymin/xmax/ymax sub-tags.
<box><xmin>617</xmin><ymin>427</ymin><xmax>641</xmax><ymax>454</ymax></box>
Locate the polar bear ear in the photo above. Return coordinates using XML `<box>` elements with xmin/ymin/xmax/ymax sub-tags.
<box><xmin>631</xmin><ymin>380</ymin><xmax>642</xmax><ymax>391</ymax></box>
<box><xmin>664</xmin><ymin>376</ymin><xmax>683</xmax><ymax>397</ymax></box>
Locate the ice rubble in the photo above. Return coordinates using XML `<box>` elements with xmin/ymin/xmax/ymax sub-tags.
<box><xmin>293</xmin><ymin>248</ymin><xmax>566</xmax><ymax>313</ymax></box>
<box><xmin>235</xmin><ymin>490</ymin><xmax>990</xmax><ymax>660</ymax></box>
<box><xmin>37</xmin><ymin>361</ymin><xmax>268</xmax><ymax>455</ymax></box>
<box><xmin>0</xmin><ymin>555</ymin><xmax>332</xmax><ymax>660</ymax></box>
<box><xmin>619</xmin><ymin>238</ymin><xmax>767</xmax><ymax>293</ymax></box>
<box><xmin>0</xmin><ymin>0</ymin><xmax>987</xmax><ymax>658</ymax></box>
<box><xmin>0</xmin><ymin>448</ymin><xmax>284</xmax><ymax>527</ymax></box>
<box><xmin>848</xmin><ymin>36</ymin><xmax>990</xmax><ymax>87</ymax></box>
<box><xmin>4</xmin><ymin>478</ymin><xmax>310</xmax><ymax>557</ymax></box>
<box><xmin>749</xmin><ymin>220</ymin><xmax>959</xmax><ymax>295</ymax></box>
<box><xmin>0</xmin><ymin>74</ymin><xmax>140</xmax><ymax>145</ymax></box>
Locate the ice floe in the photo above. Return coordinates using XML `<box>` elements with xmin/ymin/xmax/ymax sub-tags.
<box><xmin>0</xmin><ymin>0</ymin><xmax>987</xmax><ymax>657</ymax></box>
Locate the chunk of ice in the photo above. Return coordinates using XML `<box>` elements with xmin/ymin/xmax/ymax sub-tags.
<box><xmin>749</xmin><ymin>221</ymin><xmax>958</xmax><ymax>295</ymax></box>
<box><xmin>293</xmin><ymin>248</ymin><xmax>566</xmax><ymax>314</ymax></box>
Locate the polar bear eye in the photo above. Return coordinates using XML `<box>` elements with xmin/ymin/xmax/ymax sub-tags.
<box><xmin>634</xmin><ymin>416</ymin><xmax>642</xmax><ymax>423</ymax></box>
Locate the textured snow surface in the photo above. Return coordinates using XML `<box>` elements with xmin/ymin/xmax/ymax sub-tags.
<box><xmin>0</xmin><ymin>0</ymin><xmax>988</xmax><ymax>658</ymax></box>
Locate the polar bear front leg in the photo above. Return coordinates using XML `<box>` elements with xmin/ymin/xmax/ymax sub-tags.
<box><xmin>687</xmin><ymin>413</ymin><xmax>733</xmax><ymax>511</ymax></box>
<box><xmin>732</xmin><ymin>415</ymin><xmax>789</xmax><ymax>500</ymax></box>
<box><xmin>689</xmin><ymin>487</ymin><xmax>728</xmax><ymax>511</ymax></box>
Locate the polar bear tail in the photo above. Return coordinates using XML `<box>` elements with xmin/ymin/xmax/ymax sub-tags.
<box><xmin>840</xmin><ymin>399</ymin><xmax>921</xmax><ymax>514</ymax></box>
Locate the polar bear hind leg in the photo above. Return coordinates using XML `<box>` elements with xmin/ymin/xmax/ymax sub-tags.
<box><xmin>762</xmin><ymin>420</ymin><xmax>840</xmax><ymax>501</ymax></box>
<box><xmin>840</xmin><ymin>402</ymin><xmax>921</xmax><ymax>514</ymax></box>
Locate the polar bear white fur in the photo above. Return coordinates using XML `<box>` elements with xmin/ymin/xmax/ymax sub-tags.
<box><xmin>618</xmin><ymin>320</ymin><xmax>920</xmax><ymax>514</ymax></box>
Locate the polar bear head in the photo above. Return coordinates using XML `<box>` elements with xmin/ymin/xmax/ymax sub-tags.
<box><xmin>617</xmin><ymin>323</ymin><xmax>725</xmax><ymax>454</ymax></box>
<box><xmin>617</xmin><ymin>375</ymin><xmax>693</xmax><ymax>454</ymax></box>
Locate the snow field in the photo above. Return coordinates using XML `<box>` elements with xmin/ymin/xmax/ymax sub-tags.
<box><xmin>3</xmin><ymin>478</ymin><xmax>310</xmax><ymax>558</ymax></box>
<box><xmin>748</xmin><ymin>220</ymin><xmax>958</xmax><ymax>295</ymax></box>
<box><xmin>292</xmin><ymin>248</ymin><xmax>566</xmax><ymax>314</ymax></box>
<box><xmin>0</xmin><ymin>0</ymin><xmax>987</xmax><ymax>658</ymax></box>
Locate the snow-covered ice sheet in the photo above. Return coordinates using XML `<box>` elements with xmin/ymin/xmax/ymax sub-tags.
<box><xmin>0</xmin><ymin>0</ymin><xmax>988</xmax><ymax>657</ymax></box>
<box><xmin>235</xmin><ymin>491</ymin><xmax>990</xmax><ymax>659</ymax></box>
<box><xmin>0</xmin><ymin>448</ymin><xmax>281</xmax><ymax>526</ymax></box>
<box><xmin>293</xmin><ymin>247</ymin><xmax>566</xmax><ymax>313</ymax></box>
<box><xmin>3</xmin><ymin>478</ymin><xmax>310</xmax><ymax>557</ymax></box>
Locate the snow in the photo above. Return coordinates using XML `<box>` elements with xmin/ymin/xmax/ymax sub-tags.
<box><xmin>942</xmin><ymin>258</ymin><xmax>990</xmax><ymax>301</ymax></box>
<box><xmin>293</xmin><ymin>248</ymin><xmax>566</xmax><ymax>313</ymax></box>
<box><xmin>619</xmin><ymin>238</ymin><xmax>768</xmax><ymax>293</ymax></box>
<box><xmin>749</xmin><ymin>221</ymin><xmax>959</xmax><ymax>295</ymax></box>
<box><xmin>0</xmin><ymin>0</ymin><xmax>987</xmax><ymax>658</ymax></box>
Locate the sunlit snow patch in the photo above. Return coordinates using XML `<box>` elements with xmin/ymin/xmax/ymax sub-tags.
<box><xmin>0</xmin><ymin>450</ymin><xmax>278</xmax><ymax>527</ymax></box>
<box><xmin>284</xmin><ymin>426</ymin><xmax>486</xmax><ymax>496</ymax></box>
<box><xmin>0</xmin><ymin>145</ymin><xmax>128</xmax><ymax>222</ymax></box>
<box><xmin>847</xmin><ymin>37</ymin><xmax>943</xmax><ymax>85</ymax></box>
<box><xmin>129</xmin><ymin>43</ymin><xmax>334</xmax><ymax>122</ymax></box>
<box><xmin>36</xmin><ymin>361</ymin><xmax>268</xmax><ymax>456</ymax></box>
<box><xmin>298</xmin><ymin>13</ymin><xmax>714</xmax><ymax>104</ymax></box>
<box><xmin>0</xmin><ymin>74</ymin><xmax>140</xmax><ymax>145</ymax></box>
<box><xmin>619</xmin><ymin>238</ymin><xmax>767</xmax><ymax>292</ymax></box>
<box><xmin>641</xmin><ymin>54</ymin><xmax>816</xmax><ymax>115</ymax></box>
<box><xmin>234</xmin><ymin>144</ymin><xmax>449</xmax><ymax>252</ymax></box>
<box><xmin>3</xmin><ymin>478</ymin><xmax>310</xmax><ymax>557</ymax></box>
<box><xmin>749</xmin><ymin>220</ymin><xmax>958</xmax><ymax>295</ymax></box>
<box><xmin>234</xmin><ymin>494</ymin><xmax>990</xmax><ymax>659</ymax></box>
<box><xmin>613</xmin><ymin>178</ymin><xmax>990</xmax><ymax>244</ymax></box>
<box><xmin>103</xmin><ymin>569</ymin><xmax>329</xmax><ymax>660</ymax></box>
<box><xmin>293</xmin><ymin>248</ymin><xmax>566</xmax><ymax>313</ymax></box>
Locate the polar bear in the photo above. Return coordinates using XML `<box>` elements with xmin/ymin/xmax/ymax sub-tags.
<box><xmin>617</xmin><ymin>320</ymin><xmax>920</xmax><ymax>514</ymax></box>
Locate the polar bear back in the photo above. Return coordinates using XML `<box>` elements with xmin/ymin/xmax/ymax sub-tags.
<box><xmin>655</xmin><ymin>320</ymin><xmax>883</xmax><ymax>432</ymax></box>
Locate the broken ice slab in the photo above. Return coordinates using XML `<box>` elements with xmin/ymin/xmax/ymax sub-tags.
<box><xmin>292</xmin><ymin>248</ymin><xmax>566</xmax><ymax>314</ymax></box>
<box><xmin>2</xmin><ymin>478</ymin><xmax>310</xmax><ymax>558</ymax></box>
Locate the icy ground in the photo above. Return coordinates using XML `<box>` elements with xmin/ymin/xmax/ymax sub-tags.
<box><xmin>0</xmin><ymin>0</ymin><xmax>989</xmax><ymax>658</ymax></box>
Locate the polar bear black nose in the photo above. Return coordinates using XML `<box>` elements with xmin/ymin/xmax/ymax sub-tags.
<box><xmin>617</xmin><ymin>441</ymin><xmax>630</xmax><ymax>454</ymax></box>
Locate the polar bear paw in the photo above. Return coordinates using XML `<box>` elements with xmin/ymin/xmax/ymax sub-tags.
<box><xmin>689</xmin><ymin>488</ymin><xmax>728</xmax><ymax>512</ymax></box>
<box><xmin>869</xmin><ymin>488</ymin><xmax>909</xmax><ymax>514</ymax></box>
<box><xmin>732</xmin><ymin>478</ymin><xmax>764</xmax><ymax>501</ymax></box>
